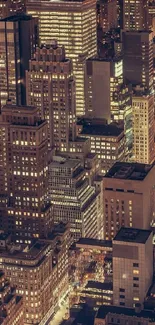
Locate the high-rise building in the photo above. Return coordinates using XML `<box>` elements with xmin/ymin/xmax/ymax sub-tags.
<box><xmin>49</xmin><ymin>156</ymin><xmax>101</xmax><ymax>240</ymax></box>
<box><xmin>122</xmin><ymin>30</ymin><xmax>154</xmax><ymax>91</ymax></box>
<box><xmin>78</xmin><ymin>122</ymin><xmax>126</xmax><ymax>175</ymax></box>
<box><xmin>0</xmin><ymin>267</ymin><xmax>23</xmax><ymax>325</ymax></box>
<box><xmin>113</xmin><ymin>227</ymin><xmax>153</xmax><ymax>307</ymax></box>
<box><xmin>132</xmin><ymin>87</ymin><xmax>155</xmax><ymax>164</ymax></box>
<box><xmin>97</xmin><ymin>0</ymin><xmax>118</xmax><ymax>32</ymax></box>
<box><xmin>26</xmin><ymin>0</ymin><xmax>97</xmax><ymax>116</ymax></box>
<box><xmin>26</xmin><ymin>42</ymin><xmax>76</xmax><ymax>150</ymax></box>
<box><xmin>85</xmin><ymin>56</ymin><xmax>132</xmax><ymax>152</ymax></box>
<box><xmin>0</xmin><ymin>0</ymin><xmax>25</xmax><ymax>18</ymax></box>
<box><xmin>0</xmin><ymin>104</ymin><xmax>52</xmax><ymax>241</ymax></box>
<box><xmin>0</xmin><ymin>14</ymin><xmax>37</xmax><ymax>107</ymax></box>
<box><xmin>123</xmin><ymin>0</ymin><xmax>149</xmax><ymax>30</ymax></box>
<box><xmin>103</xmin><ymin>162</ymin><xmax>155</xmax><ymax>240</ymax></box>
<box><xmin>1</xmin><ymin>223</ymin><xmax>70</xmax><ymax>325</ymax></box>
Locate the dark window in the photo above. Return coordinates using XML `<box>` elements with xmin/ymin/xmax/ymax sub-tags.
<box><xmin>133</xmin><ymin>283</ymin><xmax>139</xmax><ymax>288</ymax></box>
<box><xmin>119</xmin><ymin>288</ymin><xmax>125</xmax><ymax>292</ymax></box>
<box><xmin>133</xmin><ymin>263</ymin><xmax>139</xmax><ymax>267</ymax></box>
<box><xmin>120</xmin><ymin>302</ymin><xmax>125</xmax><ymax>306</ymax></box>
<box><xmin>116</xmin><ymin>188</ymin><xmax>124</xmax><ymax>192</ymax></box>
<box><xmin>120</xmin><ymin>295</ymin><xmax>125</xmax><ymax>299</ymax></box>
<box><xmin>105</xmin><ymin>187</ymin><xmax>113</xmax><ymax>191</ymax></box>
<box><xmin>133</xmin><ymin>277</ymin><xmax>139</xmax><ymax>281</ymax></box>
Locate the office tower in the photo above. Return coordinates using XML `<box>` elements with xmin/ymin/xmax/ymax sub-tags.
<box><xmin>49</xmin><ymin>156</ymin><xmax>101</xmax><ymax>240</ymax></box>
<box><xmin>122</xmin><ymin>31</ymin><xmax>154</xmax><ymax>91</ymax></box>
<box><xmin>132</xmin><ymin>87</ymin><xmax>155</xmax><ymax>164</ymax></box>
<box><xmin>85</xmin><ymin>56</ymin><xmax>132</xmax><ymax>151</ymax></box>
<box><xmin>0</xmin><ymin>14</ymin><xmax>37</xmax><ymax>107</ymax></box>
<box><xmin>103</xmin><ymin>162</ymin><xmax>155</xmax><ymax>240</ymax></box>
<box><xmin>1</xmin><ymin>224</ymin><xmax>70</xmax><ymax>324</ymax></box>
<box><xmin>113</xmin><ymin>227</ymin><xmax>153</xmax><ymax>307</ymax></box>
<box><xmin>78</xmin><ymin>122</ymin><xmax>126</xmax><ymax>175</ymax></box>
<box><xmin>94</xmin><ymin>304</ymin><xmax>155</xmax><ymax>325</ymax></box>
<box><xmin>26</xmin><ymin>42</ymin><xmax>76</xmax><ymax>150</ymax></box>
<box><xmin>97</xmin><ymin>0</ymin><xmax>118</xmax><ymax>32</ymax></box>
<box><xmin>123</xmin><ymin>0</ymin><xmax>149</xmax><ymax>30</ymax></box>
<box><xmin>26</xmin><ymin>0</ymin><xmax>97</xmax><ymax>116</ymax></box>
<box><xmin>0</xmin><ymin>268</ymin><xmax>23</xmax><ymax>325</ymax></box>
<box><xmin>0</xmin><ymin>104</ymin><xmax>52</xmax><ymax>241</ymax></box>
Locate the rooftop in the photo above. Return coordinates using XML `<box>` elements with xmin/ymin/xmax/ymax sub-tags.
<box><xmin>105</xmin><ymin>162</ymin><xmax>152</xmax><ymax>180</ymax></box>
<box><xmin>96</xmin><ymin>305</ymin><xmax>155</xmax><ymax>320</ymax></box>
<box><xmin>50</xmin><ymin>157</ymin><xmax>81</xmax><ymax>169</ymax></box>
<box><xmin>87</xmin><ymin>55</ymin><xmax>123</xmax><ymax>63</ymax></box>
<box><xmin>1</xmin><ymin>14</ymin><xmax>33</xmax><ymax>22</ymax></box>
<box><xmin>81</xmin><ymin>124</ymin><xmax>123</xmax><ymax>137</ymax></box>
<box><xmin>113</xmin><ymin>227</ymin><xmax>152</xmax><ymax>244</ymax></box>
<box><xmin>85</xmin><ymin>281</ymin><xmax>113</xmax><ymax>291</ymax></box>
<box><xmin>2</xmin><ymin>104</ymin><xmax>37</xmax><ymax>113</ymax></box>
<box><xmin>76</xmin><ymin>237</ymin><xmax>112</xmax><ymax>248</ymax></box>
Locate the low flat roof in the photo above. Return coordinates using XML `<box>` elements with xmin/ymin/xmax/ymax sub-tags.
<box><xmin>105</xmin><ymin>162</ymin><xmax>152</xmax><ymax>180</ymax></box>
<box><xmin>1</xmin><ymin>14</ymin><xmax>33</xmax><ymax>22</ymax></box>
<box><xmin>85</xmin><ymin>281</ymin><xmax>113</xmax><ymax>291</ymax></box>
<box><xmin>113</xmin><ymin>227</ymin><xmax>152</xmax><ymax>244</ymax></box>
<box><xmin>76</xmin><ymin>237</ymin><xmax>112</xmax><ymax>248</ymax></box>
<box><xmin>96</xmin><ymin>305</ymin><xmax>155</xmax><ymax>320</ymax></box>
<box><xmin>50</xmin><ymin>158</ymin><xmax>81</xmax><ymax>169</ymax></box>
<box><xmin>81</xmin><ymin>125</ymin><xmax>123</xmax><ymax>137</ymax></box>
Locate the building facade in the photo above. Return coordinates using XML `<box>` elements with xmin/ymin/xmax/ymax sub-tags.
<box><xmin>78</xmin><ymin>123</ymin><xmax>126</xmax><ymax>175</ymax></box>
<box><xmin>0</xmin><ymin>270</ymin><xmax>23</xmax><ymax>325</ymax></box>
<box><xmin>85</xmin><ymin>57</ymin><xmax>132</xmax><ymax>152</ymax></box>
<box><xmin>26</xmin><ymin>42</ymin><xmax>76</xmax><ymax>150</ymax></box>
<box><xmin>0</xmin><ymin>104</ymin><xmax>52</xmax><ymax>241</ymax></box>
<box><xmin>122</xmin><ymin>30</ymin><xmax>153</xmax><ymax>91</ymax></box>
<box><xmin>0</xmin><ymin>15</ymin><xmax>37</xmax><ymax>107</ymax></box>
<box><xmin>26</xmin><ymin>0</ymin><xmax>97</xmax><ymax>116</ymax></box>
<box><xmin>103</xmin><ymin>162</ymin><xmax>155</xmax><ymax>240</ymax></box>
<box><xmin>132</xmin><ymin>87</ymin><xmax>155</xmax><ymax>164</ymax></box>
<box><xmin>49</xmin><ymin>156</ymin><xmax>101</xmax><ymax>240</ymax></box>
<box><xmin>113</xmin><ymin>227</ymin><xmax>153</xmax><ymax>307</ymax></box>
<box><xmin>123</xmin><ymin>0</ymin><xmax>149</xmax><ymax>30</ymax></box>
<box><xmin>1</xmin><ymin>223</ymin><xmax>70</xmax><ymax>325</ymax></box>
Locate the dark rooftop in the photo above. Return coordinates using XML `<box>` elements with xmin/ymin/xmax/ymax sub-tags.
<box><xmin>87</xmin><ymin>55</ymin><xmax>123</xmax><ymax>62</ymax></box>
<box><xmin>85</xmin><ymin>281</ymin><xmax>113</xmax><ymax>291</ymax></box>
<box><xmin>81</xmin><ymin>124</ymin><xmax>123</xmax><ymax>137</ymax></box>
<box><xmin>105</xmin><ymin>162</ymin><xmax>152</xmax><ymax>180</ymax></box>
<box><xmin>1</xmin><ymin>14</ymin><xmax>33</xmax><ymax>22</ymax></box>
<box><xmin>96</xmin><ymin>305</ymin><xmax>155</xmax><ymax>320</ymax></box>
<box><xmin>113</xmin><ymin>227</ymin><xmax>152</xmax><ymax>244</ymax></box>
<box><xmin>76</xmin><ymin>237</ymin><xmax>112</xmax><ymax>248</ymax></box>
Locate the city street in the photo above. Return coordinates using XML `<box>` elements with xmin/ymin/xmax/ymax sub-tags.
<box><xmin>49</xmin><ymin>303</ymin><xmax>68</xmax><ymax>325</ymax></box>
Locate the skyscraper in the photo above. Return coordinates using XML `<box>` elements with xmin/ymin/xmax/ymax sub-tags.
<box><xmin>132</xmin><ymin>86</ymin><xmax>155</xmax><ymax>164</ymax></box>
<box><xmin>85</xmin><ymin>56</ymin><xmax>132</xmax><ymax>152</ymax></box>
<box><xmin>26</xmin><ymin>0</ymin><xmax>97</xmax><ymax>116</ymax></box>
<box><xmin>0</xmin><ymin>14</ymin><xmax>37</xmax><ymax>107</ymax></box>
<box><xmin>0</xmin><ymin>104</ymin><xmax>52</xmax><ymax>241</ymax></box>
<box><xmin>122</xmin><ymin>30</ymin><xmax>154</xmax><ymax>91</ymax></box>
<box><xmin>123</xmin><ymin>0</ymin><xmax>149</xmax><ymax>30</ymax></box>
<box><xmin>26</xmin><ymin>42</ymin><xmax>76</xmax><ymax>150</ymax></box>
